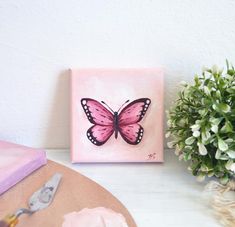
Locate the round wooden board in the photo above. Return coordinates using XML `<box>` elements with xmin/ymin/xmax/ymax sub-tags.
<box><xmin>0</xmin><ymin>161</ymin><xmax>137</xmax><ymax>227</ymax></box>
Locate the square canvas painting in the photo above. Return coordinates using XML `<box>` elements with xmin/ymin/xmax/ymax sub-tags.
<box><xmin>0</xmin><ymin>140</ymin><xmax>47</xmax><ymax>195</ymax></box>
<box><xmin>70</xmin><ymin>69</ymin><xmax>164</xmax><ymax>163</ymax></box>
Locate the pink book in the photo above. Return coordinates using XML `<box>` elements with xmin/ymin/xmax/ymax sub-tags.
<box><xmin>0</xmin><ymin>140</ymin><xmax>47</xmax><ymax>195</ymax></box>
<box><xmin>70</xmin><ymin>69</ymin><xmax>164</xmax><ymax>163</ymax></box>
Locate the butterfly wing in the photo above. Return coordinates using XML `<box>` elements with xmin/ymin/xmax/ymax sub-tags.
<box><xmin>118</xmin><ymin>98</ymin><xmax>151</xmax><ymax>145</ymax></box>
<box><xmin>81</xmin><ymin>98</ymin><xmax>114</xmax><ymax>146</ymax></box>
<box><xmin>81</xmin><ymin>98</ymin><xmax>114</xmax><ymax>125</ymax></box>
<box><xmin>87</xmin><ymin>125</ymin><xmax>114</xmax><ymax>146</ymax></box>
<box><xmin>118</xmin><ymin>98</ymin><xmax>151</xmax><ymax>125</ymax></box>
<box><xmin>119</xmin><ymin>124</ymin><xmax>144</xmax><ymax>145</ymax></box>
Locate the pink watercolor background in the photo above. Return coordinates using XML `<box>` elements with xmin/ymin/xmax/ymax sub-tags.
<box><xmin>70</xmin><ymin>69</ymin><xmax>164</xmax><ymax>163</ymax></box>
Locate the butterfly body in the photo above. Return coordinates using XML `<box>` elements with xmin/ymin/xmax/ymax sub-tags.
<box><xmin>113</xmin><ymin>112</ymin><xmax>119</xmax><ymax>139</ymax></box>
<box><xmin>81</xmin><ymin>98</ymin><xmax>151</xmax><ymax>146</ymax></box>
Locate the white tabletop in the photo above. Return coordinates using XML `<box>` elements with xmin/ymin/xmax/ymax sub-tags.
<box><xmin>46</xmin><ymin>149</ymin><xmax>220</xmax><ymax>227</ymax></box>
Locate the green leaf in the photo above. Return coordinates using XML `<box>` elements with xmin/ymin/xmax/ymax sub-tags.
<box><xmin>225</xmin><ymin>159</ymin><xmax>233</xmax><ymax>170</ymax></box>
<box><xmin>220</xmin><ymin>174</ymin><xmax>229</xmax><ymax>185</ymax></box>
<box><xmin>216</xmin><ymin>90</ymin><xmax>221</xmax><ymax>99</ymax></box>
<box><xmin>227</xmin><ymin>150</ymin><xmax>235</xmax><ymax>159</ymax></box>
<box><xmin>200</xmin><ymin>164</ymin><xmax>209</xmax><ymax>172</ymax></box>
<box><xmin>217</xmin><ymin>103</ymin><xmax>231</xmax><ymax>113</ymax></box>
<box><xmin>208</xmin><ymin>171</ymin><xmax>214</xmax><ymax>177</ymax></box>
<box><xmin>218</xmin><ymin>138</ymin><xmax>229</xmax><ymax>151</ymax></box>
<box><xmin>194</xmin><ymin>75</ymin><xmax>201</xmax><ymax>86</ymax></box>
<box><xmin>184</xmin><ymin>152</ymin><xmax>192</xmax><ymax>161</ymax></box>
<box><xmin>197</xmin><ymin>172</ymin><xmax>206</xmax><ymax>182</ymax></box>
<box><xmin>209</xmin><ymin>117</ymin><xmax>222</xmax><ymax>126</ymax></box>
<box><xmin>226</xmin><ymin>59</ymin><xmax>229</xmax><ymax>71</ymax></box>
<box><xmin>221</xmin><ymin>121</ymin><xmax>233</xmax><ymax>133</ymax></box>
<box><xmin>215</xmin><ymin>149</ymin><xmax>221</xmax><ymax>159</ymax></box>
<box><xmin>198</xmin><ymin>109</ymin><xmax>208</xmax><ymax>116</ymax></box>
<box><xmin>227</xmin><ymin>87</ymin><xmax>235</xmax><ymax>93</ymax></box>
<box><xmin>211</xmin><ymin>125</ymin><xmax>218</xmax><ymax>133</ymax></box>
<box><xmin>197</xmin><ymin>142</ymin><xmax>208</xmax><ymax>155</ymax></box>
<box><xmin>185</xmin><ymin>136</ymin><xmax>195</xmax><ymax>145</ymax></box>
<box><xmin>218</xmin><ymin>155</ymin><xmax>229</xmax><ymax>160</ymax></box>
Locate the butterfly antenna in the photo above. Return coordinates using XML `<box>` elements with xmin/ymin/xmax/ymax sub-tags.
<box><xmin>101</xmin><ymin>101</ymin><xmax>114</xmax><ymax>113</ymax></box>
<box><xmin>117</xmin><ymin>100</ymin><xmax>129</xmax><ymax>113</ymax></box>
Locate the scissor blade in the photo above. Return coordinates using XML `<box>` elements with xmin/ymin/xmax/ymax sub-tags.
<box><xmin>28</xmin><ymin>173</ymin><xmax>62</xmax><ymax>212</ymax></box>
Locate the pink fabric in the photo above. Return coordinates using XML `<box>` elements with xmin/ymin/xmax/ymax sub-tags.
<box><xmin>0</xmin><ymin>140</ymin><xmax>47</xmax><ymax>195</ymax></box>
<box><xmin>70</xmin><ymin>69</ymin><xmax>164</xmax><ymax>163</ymax></box>
<box><xmin>62</xmin><ymin>207</ymin><xmax>128</xmax><ymax>227</ymax></box>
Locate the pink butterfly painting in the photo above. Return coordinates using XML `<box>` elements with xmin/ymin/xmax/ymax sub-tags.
<box><xmin>81</xmin><ymin>98</ymin><xmax>151</xmax><ymax>146</ymax></box>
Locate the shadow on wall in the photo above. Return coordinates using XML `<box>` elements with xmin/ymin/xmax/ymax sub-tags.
<box><xmin>163</xmin><ymin>69</ymin><xmax>184</xmax><ymax>148</ymax></box>
<box><xmin>44</xmin><ymin>70</ymin><xmax>70</xmax><ymax>149</ymax></box>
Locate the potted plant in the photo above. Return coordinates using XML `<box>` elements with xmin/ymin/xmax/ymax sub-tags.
<box><xmin>166</xmin><ymin>61</ymin><xmax>235</xmax><ymax>225</ymax></box>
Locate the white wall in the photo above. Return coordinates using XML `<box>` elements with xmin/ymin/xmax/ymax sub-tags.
<box><xmin>0</xmin><ymin>0</ymin><xmax>235</xmax><ymax>148</ymax></box>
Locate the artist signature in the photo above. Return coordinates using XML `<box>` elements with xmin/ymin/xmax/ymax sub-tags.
<box><xmin>147</xmin><ymin>153</ymin><xmax>156</xmax><ymax>160</ymax></box>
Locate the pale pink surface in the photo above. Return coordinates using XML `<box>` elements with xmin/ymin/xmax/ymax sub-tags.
<box><xmin>71</xmin><ymin>69</ymin><xmax>164</xmax><ymax>163</ymax></box>
<box><xmin>0</xmin><ymin>140</ymin><xmax>47</xmax><ymax>195</ymax></box>
<box><xmin>62</xmin><ymin>207</ymin><xmax>128</xmax><ymax>227</ymax></box>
